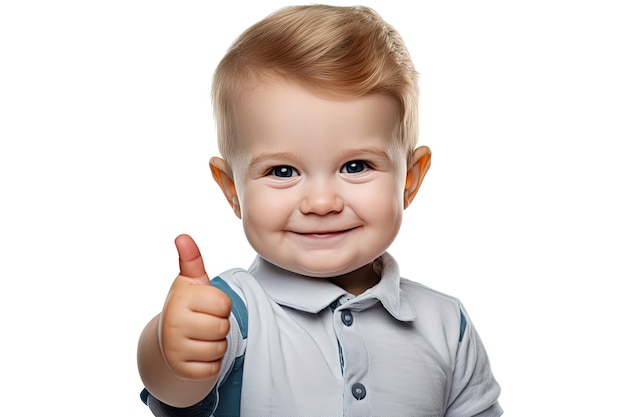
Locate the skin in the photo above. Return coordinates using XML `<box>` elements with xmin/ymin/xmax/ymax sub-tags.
<box><xmin>137</xmin><ymin>81</ymin><xmax>431</xmax><ymax>407</ymax></box>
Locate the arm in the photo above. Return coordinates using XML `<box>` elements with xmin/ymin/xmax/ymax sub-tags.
<box><xmin>445</xmin><ymin>304</ymin><xmax>503</xmax><ymax>417</ymax></box>
<box><xmin>137</xmin><ymin>235</ymin><xmax>232</xmax><ymax>408</ymax></box>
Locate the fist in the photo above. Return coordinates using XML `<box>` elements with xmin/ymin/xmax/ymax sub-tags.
<box><xmin>159</xmin><ymin>234</ymin><xmax>232</xmax><ymax>381</ymax></box>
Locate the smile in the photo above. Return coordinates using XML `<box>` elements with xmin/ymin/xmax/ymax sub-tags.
<box><xmin>292</xmin><ymin>227</ymin><xmax>357</xmax><ymax>238</ymax></box>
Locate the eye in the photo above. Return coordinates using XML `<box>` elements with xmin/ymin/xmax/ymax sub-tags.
<box><xmin>341</xmin><ymin>160</ymin><xmax>369</xmax><ymax>174</ymax></box>
<box><xmin>269</xmin><ymin>165</ymin><xmax>299</xmax><ymax>178</ymax></box>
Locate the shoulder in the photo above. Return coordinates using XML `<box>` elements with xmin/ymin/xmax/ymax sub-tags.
<box><xmin>210</xmin><ymin>264</ymin><xmax>277</xmax><ymax>315</ymax></box>
<box><xmin>211</xmin><ymin>265</ymin><xmax>265</xmax><ymax>299</ymax></box>
<box><xmin>400</xmin><ymin>278</ymin><xmax>461</xmax><ymax>304</ymax></box>
<box><xmin>398</xmin><ymin>278</ymin><xmax>469</xmax><ymax>342</ymax></box>
<box><xmin>399</xmin><ymin>278</ymin><xmax>463</xmax><ymax>313</ymax></box>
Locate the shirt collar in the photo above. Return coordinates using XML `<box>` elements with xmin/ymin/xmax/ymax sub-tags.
<box><xmin>247</xmin><ymin>252</ymin><xmax>416</xmax><ymax>322</ymax></box>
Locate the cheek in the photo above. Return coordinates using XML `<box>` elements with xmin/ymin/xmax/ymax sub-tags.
<box><xmin>240</xmin><ymin>188</ymin><xmax>291</xmax><ymax>231</ymax></box>
<box><xmin>379</xmin><ymin>200</ymin><xmax>404</xmax><ymax>232</ymax></box>
<box><xmin>353</xmin><ymin>178</ymin><xmax>405</xmax><ymax>217</ymax></box>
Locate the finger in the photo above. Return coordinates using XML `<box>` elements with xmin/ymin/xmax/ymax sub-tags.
<box><xmin>178</xmin><ymin>339</ymin><xmax>229</xmax><ymax>363</ymax></box>
<box><xmin>170</xmin><ymin>357</ymin><xmax>224</xmax><ymax>382</ymax></box>
<box><xmin>180</xmin><ymin>311</ymin><xmax>231</xmax><ymax>340</ymax></box>
<box><xmin>175</xmin><ymin>234</ymin><xmax>209</xmax><ymax>282</ymax></box>
<box><xmin>187</xmin><ymin>286</ymin><xmax>233</xmax><ymax>318</ymax></box>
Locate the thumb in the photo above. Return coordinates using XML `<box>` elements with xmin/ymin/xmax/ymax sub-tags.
<box><xmin>175</xmin><ymin>234</ymin><xmax>210</xmax><ymax>284</ymax></box>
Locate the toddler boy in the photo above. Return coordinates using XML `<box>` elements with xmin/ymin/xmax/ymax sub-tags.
<box><xmin>138</xmin><ymin>5</ymin><xmax>502</xmax><ymax>416</ymax></box>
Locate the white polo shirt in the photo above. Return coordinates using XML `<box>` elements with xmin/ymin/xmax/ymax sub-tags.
<box><xmin>144</xmin><ymin>252</ymin><xmax>502</xmax><ymax>417</ymax></box>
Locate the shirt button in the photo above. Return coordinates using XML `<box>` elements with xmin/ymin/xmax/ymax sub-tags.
<box><xmin>352</xmin><ymin>383</ymin><xmax>366</xmax><ymax>400</ymax></box>
<box><xmin>341</xmin><ymin>310</ymin><xmax>353</xmax><ymax>326</ymax></box>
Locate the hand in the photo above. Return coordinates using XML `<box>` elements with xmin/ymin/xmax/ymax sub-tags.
<box><xmin>159</xmin><ymin>234</ymin><xmax>232</xmax><ymax>381</ymax></box>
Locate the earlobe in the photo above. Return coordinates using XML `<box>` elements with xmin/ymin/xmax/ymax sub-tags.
<box><xmin>209</xmin><ymin>157</ymin><xmax>241</xmax><ymax>218</ymax></box>
<box><xmin>404</xmin><ymin>146</ymin><xmax>431</xmax><ymax>209</ymax></box>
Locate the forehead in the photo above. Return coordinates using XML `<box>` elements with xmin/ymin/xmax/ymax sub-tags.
<box><xmin>233</xmin><ymin>81</ymin><xmax>401</xmax><ymax>150</ymax></box>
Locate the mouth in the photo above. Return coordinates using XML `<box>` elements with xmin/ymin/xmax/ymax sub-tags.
<box><xmin>292</xmin><ymin>227</ymin><xmax>357</xmax><ymax>238</ymax></box>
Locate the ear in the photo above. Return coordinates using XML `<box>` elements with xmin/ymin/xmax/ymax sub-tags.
<box><xmin>209</xmin><ymin>157</ymin><xmax>241</xmax><ymax>218</ymax></box>
<box><xmin>404</xmin><ymin>146</ymin><xmax>431</xmax><ymax>209</ymax></box>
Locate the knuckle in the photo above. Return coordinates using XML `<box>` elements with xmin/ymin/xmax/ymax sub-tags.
<box><xmin>180</xmin><ymin>361</ymin><xmax>222</xmax><ymax>381</ymax></box>
<box><xmin>213</xmin><ymin>339</ymin><xmax>228</xmax><ymax>358</ymax></box>
<box><xmin>210</xmin><ymin>288</ymin><xmax>232</xmax><ymax>316</ymax></box>
<box><xmin>218</xmin><ymin>317</ymin><xmax>231</xmax><ymax>337</ymax></box>
<box><xmin>220</xmin><ymin>293</ymin><xmax>233</xmax><ymax>313</ymax></box>
<box><xmin>199</xmin><ymin>361</ymin><xmax>223</xmax><ymax>379</ymax></box>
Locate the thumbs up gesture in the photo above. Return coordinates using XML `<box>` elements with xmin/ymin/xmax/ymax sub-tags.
<box><xmin>159</xmin><ymin>234</ymin><xmax>232</xmax><ymax>381</ymax></box>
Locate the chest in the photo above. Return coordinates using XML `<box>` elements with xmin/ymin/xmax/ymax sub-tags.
<box><xmin>239</xmin><ymin>302</ymin><xmax>455</xmax><ymax>416</ymax></box>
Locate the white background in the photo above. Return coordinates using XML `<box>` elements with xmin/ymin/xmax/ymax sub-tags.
<box><xmin>1</xmin><ymin>1</ymin><xmax>624</xmax><ymax>415</ymax></box>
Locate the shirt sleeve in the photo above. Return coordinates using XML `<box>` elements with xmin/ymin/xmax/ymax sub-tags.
<box><xmin>445</xmin><ymin>303</ymin><xmax>503</xmax><ymax>417</ymax></box>
<box><xmin>143</xmin><ymin>390</ymin><xmax>217</xmax><ymax>417</ymax></box>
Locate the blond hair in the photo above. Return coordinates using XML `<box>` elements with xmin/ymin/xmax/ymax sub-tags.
<box><xmin>212</xmin><ymin>5</ymin><xmax>419</xmax><ymax>166</ymax></box>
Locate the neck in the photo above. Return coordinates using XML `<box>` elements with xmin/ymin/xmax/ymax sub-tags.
<box><xmin>327</xmin><ymin>262</ymin><xmax>380</xmax><ymax>295</ymax></box>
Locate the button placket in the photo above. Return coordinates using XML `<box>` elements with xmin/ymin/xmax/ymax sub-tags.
<box><xmin>332</xmin><ymin>298</ymin><xmax>370</xmax><ymax>414</ymax></box>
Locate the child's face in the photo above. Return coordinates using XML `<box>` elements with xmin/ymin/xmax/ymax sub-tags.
<box><xmin>212</xmin><ymin>81</ymin><xmax>425</xmax><ymax>279</ymax></box>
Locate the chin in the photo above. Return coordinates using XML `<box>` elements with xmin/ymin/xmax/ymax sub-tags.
<box><xmin>294</xmin><ymin>259</ymin><xmax>371</xmax><ymax>278</ymax></box>
<box><xmin>273</xmin><ymin>260</ymin><xmax>351</xmax><ymax>278</ymax></box>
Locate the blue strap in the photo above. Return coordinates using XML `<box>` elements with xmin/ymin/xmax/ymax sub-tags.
<box><xmin>459</xmin><ymin>309</ymin><xmax>467</xmax><ymax>342</ymax></box>
<box><xmin>210</xmin><ymin>276</ymin><xmax>248</xmax><ymax>417</ymax></box>
<box><xmin>212</xmin><ymin>277</ymin><xmax>248</xmax><ymax>338</ymax></box>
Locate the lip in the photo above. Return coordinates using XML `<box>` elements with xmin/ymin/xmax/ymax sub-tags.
<box><xmin>291</xmin><ymin>227</ymin><xmax>357</xmax><ymax>238</ymax></box>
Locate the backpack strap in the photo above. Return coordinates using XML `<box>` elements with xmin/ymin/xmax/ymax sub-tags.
<box><xmin>209</xmin><ymin>276</ymin><xmax>248</xmax><ymax>417</ymax></box>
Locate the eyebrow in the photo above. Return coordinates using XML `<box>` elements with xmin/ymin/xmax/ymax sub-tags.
<box><xmin>248</xmin><ymin>151</ymin><xmax>300</xmax><ymax>168</ymax></box>
<box><xmin>247</xmin><ymin>147</ymin><xmax>392</xmax><ymax>168</ymax></box>
<box><xmin>338</xmin><ymin>147</ymin><xmax>391</xmax><ymax>160</ymax></box>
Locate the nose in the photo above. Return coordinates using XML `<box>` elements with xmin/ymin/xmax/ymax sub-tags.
<box><xmin>299</xmin><ymin>180</ymin><xmax>344</xmax><ymax>215</ymax></box>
